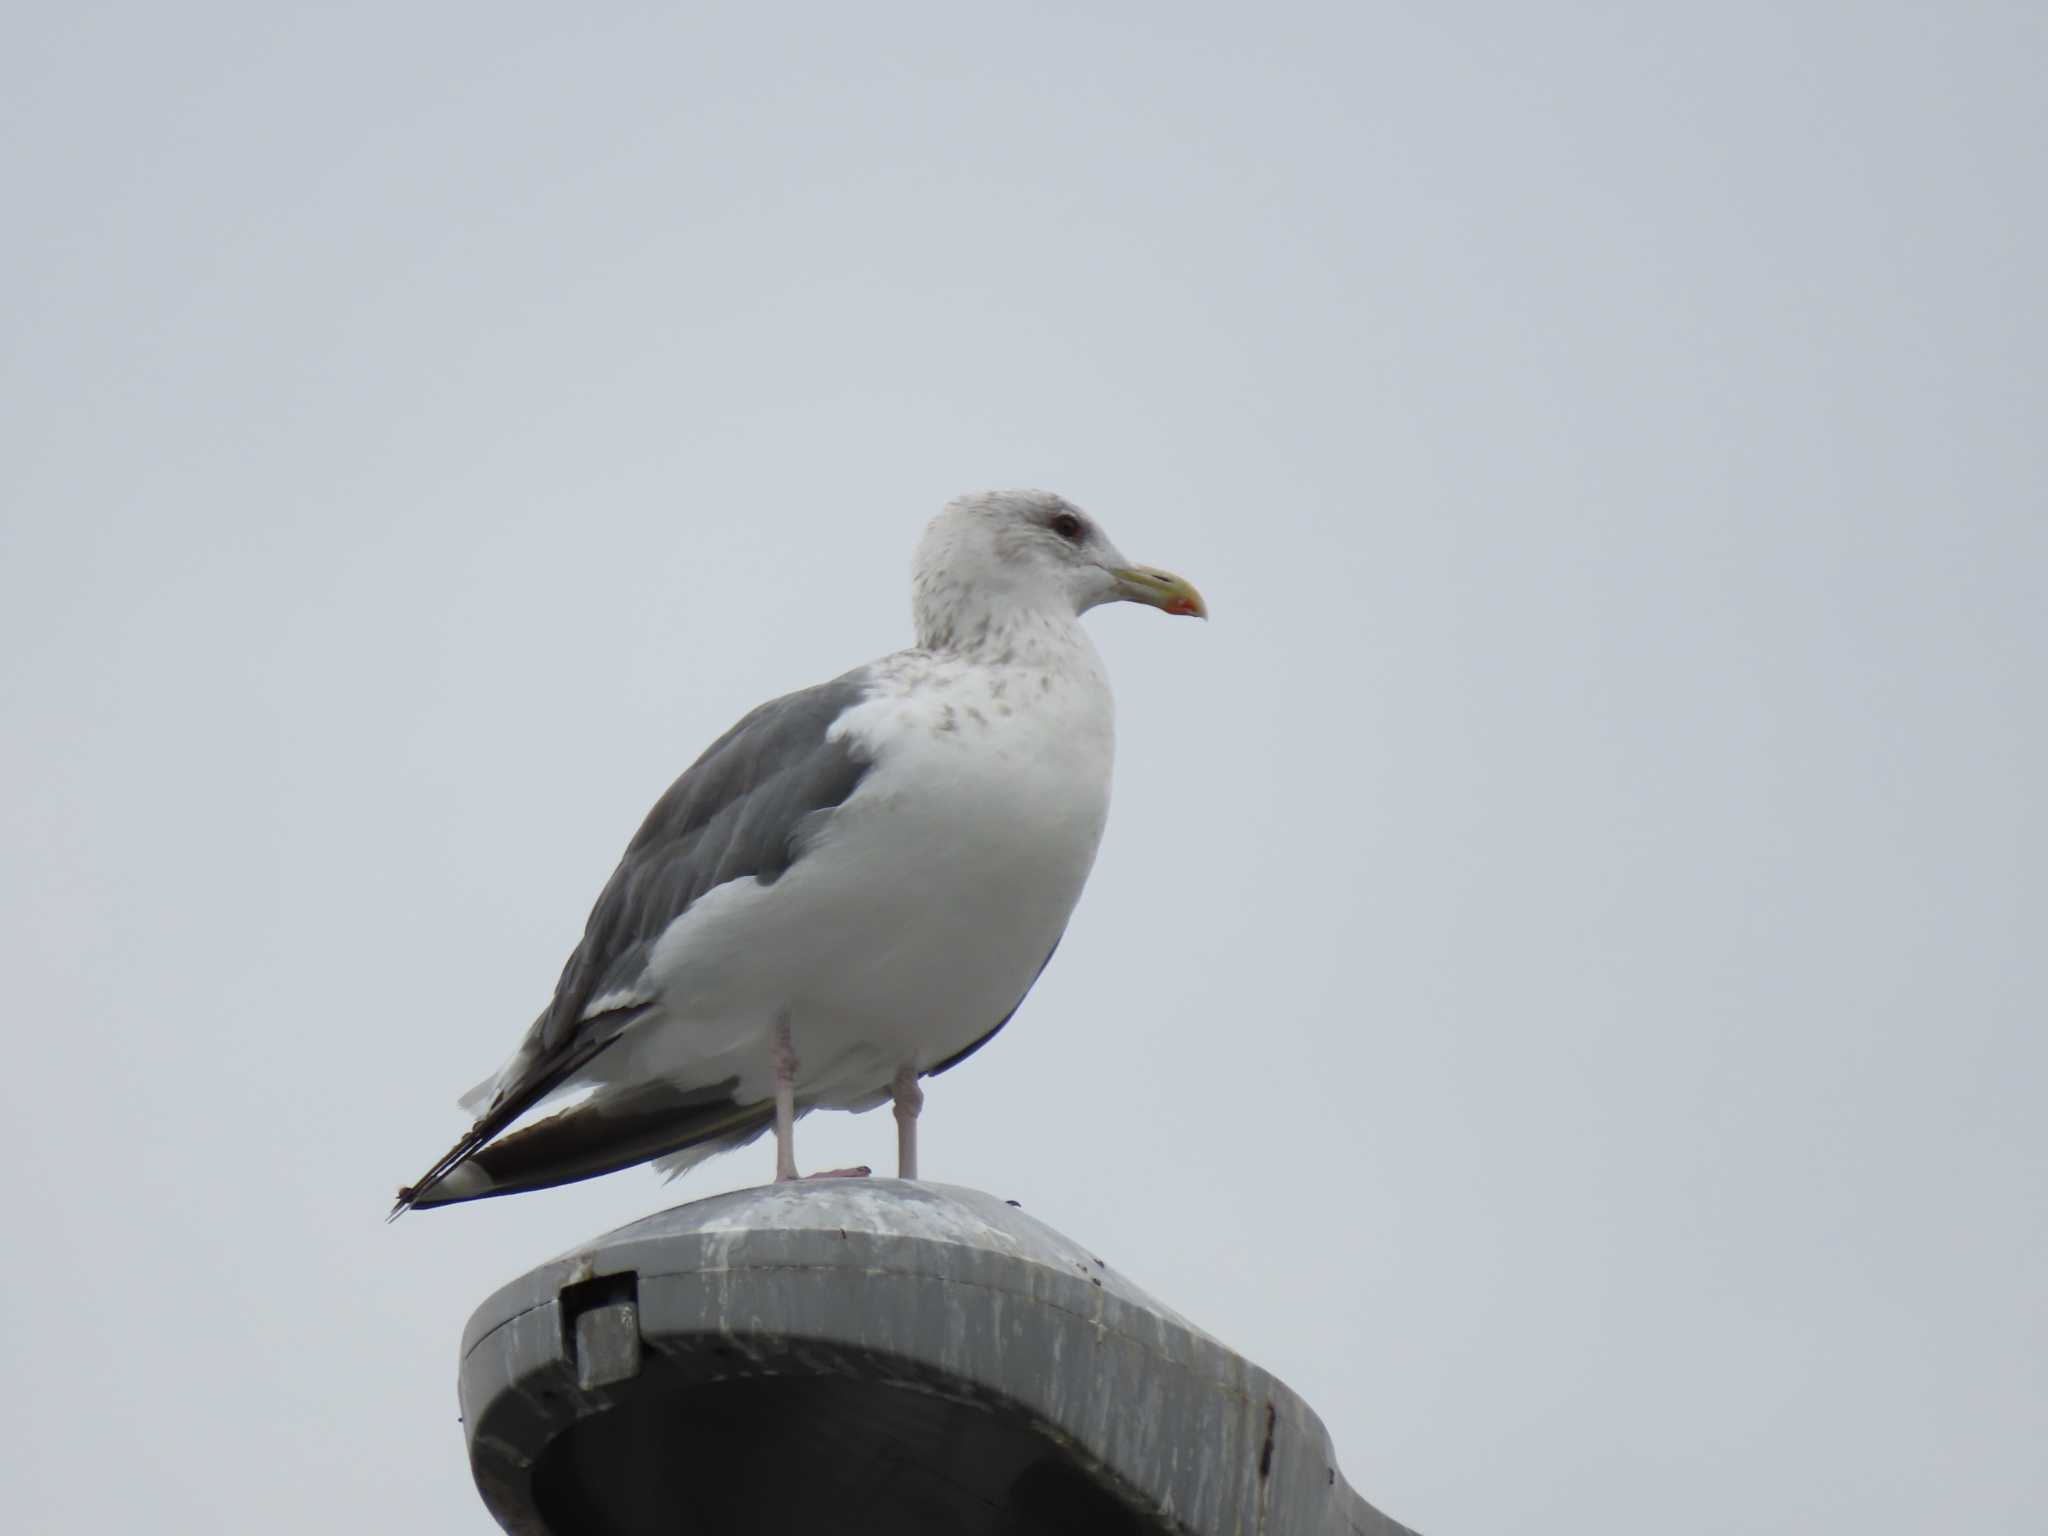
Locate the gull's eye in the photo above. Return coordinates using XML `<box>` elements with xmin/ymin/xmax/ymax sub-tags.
<box><xmin>1050</xmin><ymin>512</ymin><xmax>1085</xmax><ymax>542</ymax></box>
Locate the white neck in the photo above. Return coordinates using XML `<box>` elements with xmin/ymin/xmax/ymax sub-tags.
<box><xmin>914</xmin><ymin>578</ymin><xmax>1089</xmax><ymax>669</ymax></box>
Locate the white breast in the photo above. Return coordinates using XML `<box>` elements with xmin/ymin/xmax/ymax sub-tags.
<box><xmin>613</xmin><ymin>634</ymin><xmax>1117</xmax><ymax>1110</ymax></box>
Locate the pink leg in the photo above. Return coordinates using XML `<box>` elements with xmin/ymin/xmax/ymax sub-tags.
<box><xmin>771</xmin><ymin>1017</ymin><xmax>870</xmax><ymax>1181</ymax></box>
<box><xmin>772</xmin><ymin>1017</ymin><xmax>799</xmax><ymax>1183</ymax></box>
<box><xmin>892</xmin><ymin>1066</ymin><xmax>923</xmax><ymax>1180</ymax></box>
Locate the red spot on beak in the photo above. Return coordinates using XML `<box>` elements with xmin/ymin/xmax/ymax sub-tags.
<box><xmin>1165</xmin><ymin>596</ymin><xmax>1200</xmax><ymax>617</ymax></box>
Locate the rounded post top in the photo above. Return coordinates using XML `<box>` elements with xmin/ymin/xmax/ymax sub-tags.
<box><xmin>460</xmin><ymin>1180</ymin><xmax>1417</xmax><ymax>1536</ymax></box>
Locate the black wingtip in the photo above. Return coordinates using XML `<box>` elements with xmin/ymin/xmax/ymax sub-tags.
<box><xmin>390</xmin><ymin>1083</ymin><xmax>772</xmax><ymax>1217</ymax></box>
<box><xmin>388</xmin><ymin>1118</ymin><xmax>503</xmax><ymax>1221</ymax></box>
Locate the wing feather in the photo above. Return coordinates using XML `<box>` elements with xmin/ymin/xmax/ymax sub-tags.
<box><xmin>393</xmin><ymin>668</ymin><xmax>877</xmax><ymax>1215</ymax></box>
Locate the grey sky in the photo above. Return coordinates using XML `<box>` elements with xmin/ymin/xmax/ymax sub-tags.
<box><xmin>3</xmin><ymin>4</ymin><xmax>2041</xmax><ymax>1532</ymax></box>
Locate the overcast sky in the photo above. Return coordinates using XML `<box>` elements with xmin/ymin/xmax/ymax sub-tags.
<box><xmin>3</xmin><ymin>4</ymin><xmax>2042</xmax><ymax>1533</ymax></box>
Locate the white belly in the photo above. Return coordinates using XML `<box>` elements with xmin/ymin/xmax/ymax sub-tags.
<box><xmin>598</xmin><ymin>649</ymin><xmax>1116</xmax><ymax>1110</ymax></box>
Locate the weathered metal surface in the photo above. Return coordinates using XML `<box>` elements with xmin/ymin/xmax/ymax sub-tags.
<box><xmin>459</xmin><ymin>1179</ymin><xmax>1418</xmax><ymax>1536</ymax></box>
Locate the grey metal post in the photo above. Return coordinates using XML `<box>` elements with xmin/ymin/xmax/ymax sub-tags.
<box><xmin>459</xmin><ymin>1179</ymin><xmax>1419</xmax><ymax>1535</ymax></box>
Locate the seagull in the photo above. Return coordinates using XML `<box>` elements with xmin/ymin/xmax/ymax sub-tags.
<box><xmin>393</xmin><ymin>490</ymin><xmax>1204</xmax><ymax>1214</ymax></box>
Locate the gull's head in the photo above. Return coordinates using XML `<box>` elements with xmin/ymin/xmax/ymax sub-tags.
<box><xmin>913</xmin><ymin>490</ymin><xmax>1205</xmax><ymax>649</ymax></box>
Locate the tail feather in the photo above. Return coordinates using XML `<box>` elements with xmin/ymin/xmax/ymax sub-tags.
<box><xmin>392</xmin><ymin>1074</ymin><xmax>769</xmax><ymax>1215</ymax></box>
<box><xmin>390</xmin><ymin>1002</ymin><xmax>654</xmax><ymax>1219</ymax></box>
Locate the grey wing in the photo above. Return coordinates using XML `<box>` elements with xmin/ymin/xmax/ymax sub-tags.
<box><xmin>538</xmin><ymin>667</ymin><xmax>876</xmax><ymax>1049</ymax></box>
<box><xmin>393</xmin><ymin>668</ymin><xmax>876</xmax><ymax>1214</ymax></box>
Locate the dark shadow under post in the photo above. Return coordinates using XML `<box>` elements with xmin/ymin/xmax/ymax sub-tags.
<box><xmin>459</xmin><ymin>1180</ymin><xmax>1420</xmax><ymax>1536</ymax></box>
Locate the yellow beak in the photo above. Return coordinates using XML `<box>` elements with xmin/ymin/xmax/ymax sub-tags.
<box><xmin>1111</xmin><ymin>566</ymin><xmax>1207</xmax><ymax>619</ymax></box>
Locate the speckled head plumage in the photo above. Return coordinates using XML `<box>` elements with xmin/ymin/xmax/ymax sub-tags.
<box><xmin>912</xmin><ymin>489</ymin><xmax>1206</xmax><ymax>653</ymax></box>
